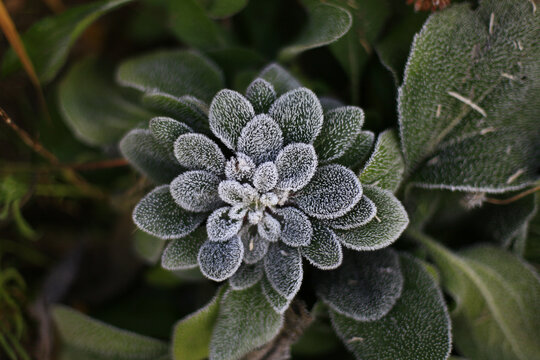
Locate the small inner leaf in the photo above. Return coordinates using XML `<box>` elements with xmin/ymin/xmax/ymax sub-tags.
<box><xmin>274</xmin><ymin>207</ymin><xmax>312</xmax><ymax>247</ymax></box>
<box><xmin>174</xmin><ymin>133</ymin><xmax>226</xmax><ymax>175</ymax></box>
<box><xmin>237</xmin><ymin>114</ymin><xmax>283</xmax><ymax>164</ymax></box>
<box><xmin>150</xmin><ymin>117</ymin><xmax>192</xmax><ymax>150</ymax></box>
<box><xmin>170</xmin><ymin>170</ymin><xmax>222</xmax><ymax>212</ymax></box>
<box><xmin>207</xmin><ymin>207</ymin><xmax>243</xmax><ymax>242</ymax></box>
<box><xmin>253</xmin><ymin>162</ymin><xmax>279</xmax><ymax>193</ymax></box>
<box><xmin>198</xmin><ymin>236</ymin><xmax>244</xmax><ymax>281</ymax></box>
<box><xmin>257</xmin><ymin>213</ymin><xmax>281</xmax><ymax>243</ymax></box>
<box><xmin>275</xmin><ymin>143</ymin><xmax>318</xmax><ymax>191</ymax></box>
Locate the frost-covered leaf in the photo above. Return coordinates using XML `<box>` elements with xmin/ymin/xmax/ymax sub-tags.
<box><xmin>210</xmin><ymin>284</ymin><xmax>283</xmax><ymax>360</ymax></box>
<box><xmin>207</xmin><ymin>207</ymin><xmax>243</xmax><ymax>242</ymax></box>
<box><xmin>117</xmin><ymin>50</ymin><xmax>224</xmax><ymax>103</ymax></box>
<box><xmin>245</xmin><ymin>78</ymin><xmax>277</xmax><ymax>114</ymax></box>
<box><xmin>209</xmin><ymin>90</ymin><xmax>255</xmax><ymax>149</ymax></box>
<box><xmin>224</xmin><ymin>153</ymin><xmax>256</xmax><ymax>182</ymax></box>
<box><xmin>335</xmin><ymin>185</ymin><xmax>408</xmax><ymax>250</ymax></box>
<box><xmin>323</xmin><ymin>195</ymin><xmax>376</xmax><ymax>230</ymax></box>
<box><xmin>162</xmin><ymin>227</ymin><xmax>207</xmax><ymax>270</ymax></box>
<box><xmin>317</xmin><ymin>248</ymin><xmax>403</xmax><ymax>321</ymax></box>
<box><xmin>313</xmin><ymin>106</ymin><xmax>365</xmax><ymax>163</ymax></box>
<box><xmin>59</xmin><ymin>59</ymin><xmax>154</xmax><ymax>146</ymax></box>
<box><xmin>229</xmin><ymin>263</ymin><xmax>263</xmax><ymax>290</ymax></box>
<box><xmin>269</xmin><ymin>88</ymin><xmax>324</xmax><ymax>144</ymax></box>
<box><xmin>241</xmin><ymin>230</ymin><xmax>269</xmax><ymax>264</ymax></box>
<box><xmin>257</xmin><ymin>213</ymin><xmax>281</xmax><ymax>243</ymax></box>
<box><xmin>133</xmin><ymin>185</ymin><xmax>205</xmax><ymax>240</ymax></box>
<box><xmin>172</xmin><ymin>286</ymin><xmax>226</xmax><ymax>360</ymax></box>
<box><xmin>279</xmin><ymin>2</ymin><xmax>352</xmax><ymax>60</ymax></box>
<box><xmin>261</xmin><ymin>275</ymin><xmax>291</xmax><ymax>314</ymax></box>
<box><xmin>1</xmin><ymin>0</ymin><xmax>133</xmax><ymax>83</ymax></box>
<box><xmin>264</xmin><ymin>242</ymin><xmax>303</xmax><ymax>299</ymax></box>
<box><xmin>120</xmin><ymin>129</ymin><xmax>183</xmax><ymax>184</ymax></box>
<box><xmin>133</xmin><ymin>231</ymin><xmax>164</xmax><ymax>264</ymax></box>
<box><xmin>274</xmin><ymin>207</ymin><xmax>312</xmax><ymax>247</ymax></box>
<box><xmin>359</xmin><ymin>129</ymin><xmax>405</xmax><ymax>193</ymax></box>
<box><xmin>237</xmin><ymin>114</ymin><xmax>283</xmax><ymax>164</ymax></box>
<box><xmin>198</xmin><ymin>236</ymin><xmax>243</xmax><ymax>281</ymax></box>
<box><xmin>420</xmin><ymin>236</ymin><xmax>540</xmax><ymax>360</ymax></box>
<box><xmin>174</xmin><ymin>134</ymin><xmax>226</xmax><ymax>175</ymax></box>
<box><xmin>143</xmin><ymin>92</ymin><xmax>209</xmax><ymax>132</ymax></box>
<box><xmin>170</xmin><ymin>171</ymin><xmax>222</xmax><ymax>212</ymax></box>
<box><xmin>335</xmin><ymin>131</ymin><xmax>375</xmax><ymax>172</ymax></box>
<box><xmin>295</xmin><ymin>164</ymin><xmax>362</xmax><ymax>219</ymax></box>
<box><xmin>150</xmin><ymin>117</ymin><xmax>192</xmax><ymax>151</ymax></box>
<box><xmin>258</xmin><ymin>63</ymin><xmax>302</xmax><ymax>96</ymax></box>
<box><xmin>275</xmin><ymin>143</ymin><xmax>318</xmax><ymax>191</ymax></box>
<box><xmin>399</xmin><ymin>0</ymin><xmax>540</xmax><ymax>192</ymax></box>
<box><xmin>218</xmin><ymin>181</ymin><xmax>257</xmax><ymax>205</ymax></box>
<box><xmin>330</xmin><ymin>254</ymin><xmax>451</xmax><ymax>360</ymax></box>
<box><xmin>301</xmin><ymin>222</ymin><xmax>342</xmax><ymax>270</ymax></box>
<box><xmin>253</xmin><ymin>162</ymin><xmax>279</xmax><ymax>193</ymax></box>
<box><xmin>53</xmin><ymin>305</ymin><xmax>168</xmax><ymax>359</ymax></box>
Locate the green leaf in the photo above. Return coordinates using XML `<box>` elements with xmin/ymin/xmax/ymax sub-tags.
<box><xmin>52</xmin><ymin>305</ymin><xmax>168</xmax><ymax>359</ymax></box>
<box><xmin>162</xmin><ymin>226</ymin><xmax>207</xmax><ymax>270</ymax></box>
<box><xmin>116</xmin><ymin>50</ymin><xmax>224</xmax><ymax>103</ymax></box>
<box><xmin>200</xmin><ymin>0</ymin><xmax>249</xmax><ymax>19</ymax></box>
<box><xmin>330</xmin><ymin>254</ymin><xmax>451</xmax><ymax>360</ymax></box>
<box><xmin>210</xmin><ymin>283</ymin><xmax>283</xmax><ymax>360</ymax></box>
<box><xmin>172</xmin><ymin>286</ymin><xmax>227</xmax><ymax>360</ymax></box>
<box><xmin>334</xmin><ymin>130</ymin><xmax>375</xmax><ymax>172</ymax></box>
<box><xmin>1</xmin><ymin>0</ymin><xmax>133</xmax><ymax>83</ymax></box>
<box><xmin>58</xmin><ymin>59</ymin><xmax>154</xmax><ymax>146</ymax></box>
<box><xmin>419</xmin><ymin>235</ymin><xmax>540</xmax><ymax>360</ymax></box>
<box><xmin>279</xmin><ymin>2</ymin><xmax>352</xmax><ymax>61</ymax></box>
<box><xmin>258</xmin><ymin>63</ymin><xmax>302</xmax><ymax>96</ymax></box>
<box><xmin>359</xmin><ymin>129</ymin><xmax>405</xmax><ymax>193</ymax></box>
<box><xmin>399</xmin><ymin>0</ymin><xmax>540</xmax><ymax>192</ymax></box>
<box><xmin>133</xmin><ymin>231</ymin><xmax>165</xmax><ymax>264</ymax></box>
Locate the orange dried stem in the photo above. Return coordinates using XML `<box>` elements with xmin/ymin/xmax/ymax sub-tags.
<box><xmin>485</xmin><ymin>185</ymin><xmax>540</xmax><ymax>205</ymax></box>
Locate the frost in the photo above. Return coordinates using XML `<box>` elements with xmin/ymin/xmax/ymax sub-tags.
<box><xmin>229</xmin><ymin>262</ymin><xmax>263</xmax><ymax>290</ymax></box>
<box><xmin>133</xmin><ymin>185</ymin><xmax>206</xmax><ymax>239</ymax></box>
<box><xmin>237</xmin><ymin>114</ymin><xmax>283</xmax><ymax>165</ymax></box>
<box><xmin>274</xmin><ymin>207</ymin><xmax>312</xmax><ymax>247</ymax></box>
<box><xmin>170</xmin><ymin>171</ymin><xmax>222</xmax><ymax>212</ymax></box>
<box><xmin>258</xmin><ymin>63</ymin><xmax>301</xmax><ymax>96</ymax></box>
<box><xmin>252</xmin><ymin>162</ymin><xmax>279</xmax><ymax>193</ymax></box>
<box><xmin>301</xmin><ymin>222</ymin><xmax>342</xmax><ymax>270</ymax></box>
<box><xmin>257</xmin><ymin>213</ymin><xmax>281</xmax><ymax>242</ymax></box>
<box><xmin>264</xmin><ymin>242</ymin><xmax>303</xmax><ymax>299</ymax></box>
<box><xmin>275</xmin><ymin>143</ymin><xmax>318</xmax><ymax>191</ymax></box>
<box><xmin>269</xmin><ymin>88</ymin><xmax>323</xmax><ymax>144</ymax></box>
<box><xmin>335</xmin><ymin>130</ymin><xmax>375</xmax><ymax>172</ymax></box>
<box><xmin>207</xmin><ymin>207</ymin><xmax>243</xmax><ymax>242</ymax></box>
<box><xmin>218</xmin><ymin>180</ymin><xmax>257</xmax><ymax>205</ymax></box>
<box><xmin>149</xmin><ymin>116</ymin><xmax>192</xmax><ymax>150</ymax></box>
<box><xmin>161</xmin><ymin>227</ymin><xmax>207</xmax><ymax>270</ymax></box>
<box><xmin>313</xmin><ymin>106</ymin><xmax>364</xmax><ymax>163</ymax></box>
<box><xmin>245</xmin><ymin>78</ymin><xmax>277</xmax><ymax>114</ymax></box>
<box><xmin>323</xmin><ymin>195</ymin><xmax>376</xmax><ymax>230</ymax></box>
<box><xmin>295</xmin><ymin>164</ymin><xmax>362</xmax><ymax>219</ymax></box>
<box><xmin>143</xmin><ymin>92</ymin><xmax>208</xmax><ymax>132</ymax></box>
<box><xmin>174</xmin><ymin>133</ymin><xmax>226</xmax><ymax>175</ymax></box>
<box><xmin>261</xmin><ymin>275</ymin><xmax>291</xmax><ymax>314</ymax></box>
<box><xmin>240</xmin><ymin>229</ymin><xmax>269</xmax><ymax>264</ymax></box>
<box><xmin>209</xmin><ymin>89</ymin><xmax>255</xmax><ymax>150</ymax></box>
<box><xmin>198</xmin><ymin>236</ymin><xmax>244</xmax><ymax>281</ymax></box>
<box><xmin>224</xmin><ymin>153</ymin><xmax>256</xmax><ymax>182</ymax></box>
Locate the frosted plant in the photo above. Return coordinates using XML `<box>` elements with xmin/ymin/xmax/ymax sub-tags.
<box><xmin>122</xmin><ymin>66</ymin><xmax>408</xmax><ymax>314</ymax></box>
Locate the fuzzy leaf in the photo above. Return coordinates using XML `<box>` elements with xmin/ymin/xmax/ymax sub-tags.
<box><xmin>224</xmin><ymin>153</ymin><xmax>256</xmax><ymax>182</ymax></box>
<box><xmin>257</xmin><ymin>213</ymin><xmax>281</xmax><ymax>243</ymax></box>
<box><xmin>229</xmin><ymin>263</ymin><xmax>263</xmax><ymax>290</ymax></box>
<box><xmin>198</xmin><ymin>236</ymin><xmax>244</xmax><ymax>281</ymax></box>
<box><xmin>323</xmin><ymin>195</ymin><xmax>376</xmax><ymax>230</ymax></box>
<box><xmin>399</xmin><ymin>0</ymin><xmax>540</xmax><ymax>192</ymax></box>
<box><xmin>360</xmin><ymin>129</ymin><xmax>405</xmax><ymax>193</ymax></box>
<box><xmin>237</xmin><ymin>114</ymin><xmax>283</xmax><ymax>164</ymax></box>
<box><xmin>335</xmin><ymin>185</ymin><xmax>408</xmax><ymax>250</ymax></box>
<box><xmin>117</xmin><ymin>50</ymin><xmax>224</xmax><ymax>103</ymax></box>
<box><xmin>209</xmin><ymin>90</ymin><xmax>255</xmax><ymax>149</ymax></box>
<box><xmin>241</xmin><ymin>230</ymin><xmax>269</xmax><ymax>264</ymax></box>
<box><xmin>133</xmin><ymin>185</ymin><xmax>205</xmax><ymax>240</ymax></box>
<box><xmin>317</xmin><ymin>248</ymin><xmax>403</xmax><ymax>321</ymax></box>
<box><xmin>335</xmin><ymin>131</ymin><xmax>375</xmax><ymax>172</ymax></box>
<box><xmin>274</xmin><ymin>207</ymin><xmax>312</xmax><ymax>247</ymax></box>
<box><xmin>421</xmin><ymin>236</ymin><xmax>540</xmax><ymax>360</ymax></box>
<box><xmin>59</xmin><ymin>59</ymin><xmax>154</xmax><ymax>146</ymax></box>
<box><xmin>245</xmin><ymin>78</ymin><xmax>277</xmax><ymax>114</ymax></box>
<box><xmin>295</xmin><ymin>164</ymin><xmax>362</xmax><ymax>219</ymax></box>
<box><xmin>53</xmin><ymin>305</ymin><xmax>168</xmax><ymax>359</ymax></box>
<box><xmin>253</xmin><ymin>162</ymin><xmax>279</xmax><ymax>193</ymax></box>
<box><xmin>330</xmin><ymin>254</ymin><xmax>451</xmax><ymax>360</ymax></box>
<box><xmin>261</xmin><ymin>275</ymin><xmax>291</xmax><ymax>314</ymax></box>
<box><xmin>150</xmin><ymin>117</ymin><xmax>192</xmax><ymax>150</ymax></box>
<box><xmin>301</xmin><ymin>222</ymin><xmax>342</xmax><ymax>270</ymax></box>
<box><xmin>275</xmin><ymin>143</ymin><xmax>318</xmax><ymax>191</ymax></box>
<box><xmin>174</xmin><ymin>133</ymin><xmax>226</xmax><ymax>175</ymax></box>
<box><xmin>269</xmin><ymin>88</ymin><xmax>324</xmax><ymax>145</ymax></box>
<box><xmin>258</xmin><ymin>63</ymin><xmax>302</xmax><ymax>96</ymax></box>
<box><xmin>143</xmin><ymin>93</ymin><xmax>209</xmax><ymax>132</ymax></box>
<box><xmin>218</xmin><ymin>181</ymin><xmax>257</xmax><ymax>205</ymax></box>
<box><xmin>162</xmin><ymin>227</ymin><xmax>207</xmax><ymax>270</ymax></box>
<box><xmin>1</xmin><ymin>0</ymin><xmax>133</xmax><ymax>83</ymax></box>
<box><xmin>279</xmin><ymin>3</ymin><xmax>352</xmax><ymax>60</ymax></box>
<box><xmin>170</xmin><ymin>171</ymin><xmax>222</xmax><ymax>212</ymax></box>
<box><xmin>314</xmin><ymin>106</ymin><xmax>365</xmax><ymax>163</ymax></box>
<box><xmin>172</xmin><ymin>286</ymin><xmax>227</xmax><ymax>360</ymax></box>
<box><xmin>210</xmin><ymin>284</ymin><xmax>283</xmax><ymax>360</ymax></box>
<box><xmin>264</xmin><ymin>242</ymin><xmax>303</xmax><ymax>299</ymax></box>
<box><xmin>120</xmin><ymin>129</ymin><xmax>183</xmax><ymax>184</ymax></box>
<box><xmin>207</xmin><ymin>207</ymin><xmax>243</xmax><ymax>242</ymax></box>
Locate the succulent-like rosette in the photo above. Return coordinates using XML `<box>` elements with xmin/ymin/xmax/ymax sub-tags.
<box><xmin>121</xmin><ymin>64</ymin><xmax>408</xmax><ymax>313</ymax></box>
